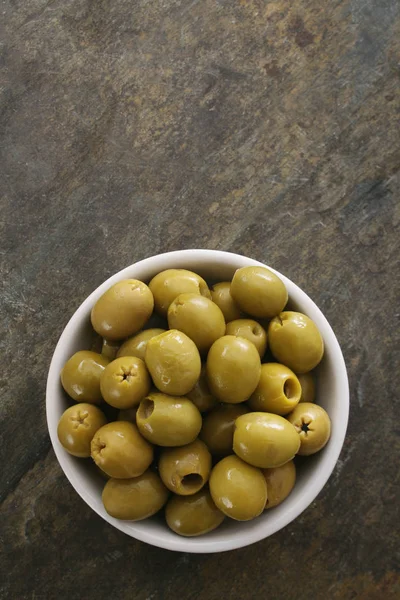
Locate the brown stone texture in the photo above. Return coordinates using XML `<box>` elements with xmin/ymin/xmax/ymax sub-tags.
<box><xmin>1</xmin><ymin>0</ymin><xmax>399</xmax><ymax>598</ymax></box>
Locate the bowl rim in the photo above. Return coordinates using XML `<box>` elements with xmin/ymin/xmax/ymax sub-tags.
<box><xmin>46</xmin><ymin>249</ymin><xmax>349</xmax><ymax>553</ymax></box>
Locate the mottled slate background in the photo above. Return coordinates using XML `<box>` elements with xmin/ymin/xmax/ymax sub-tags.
<box><xmin>1</xmin><ymin>0</ymin><xmax>399</xmax><ymax>598</ymax></box>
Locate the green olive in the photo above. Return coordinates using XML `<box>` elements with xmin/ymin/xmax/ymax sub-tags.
<box><xmin>263</xmin><ymin>460</ymin><xmax>296</xmax><ymax>509</ymax></box>
<box><xmin>168</xmin><ymin>293</ymin><xmax>226</xmax><ymax>354</ymax></box>
<box><xmin>200</xmin><ymin>404</ymin><xmax>249</xmax><ymax>457</ymax></box>
<box><xmin>61</xmin><ymin>350</ymin><xmax>109</xmax><ymax>403</ymax></box>
<box><xmin>225</xmin><ymin>319</ymin><xmax>267</xmax><ymax>357</ymax></box>
<box><xmin>298</xmin><ymin>372</ymin><xmax>316</xmax><ymax>403</ymax></box>
<box><xmin>209</xmin><ymin>455</ymin><xmax>267</xmax><ymax>521</ymax></box>
<box><xmin>100</xmin><ymin>356</ymin><xmax>151</xmax><ymax>409</ymax></box>
<box><xmin>165</xmin><ymin>490</ymin><xmax>225</xmax><ymax>536</ymax></box>
<box><xmin>268</xmin><ymin>312</ymin><xmax>324</xmax><ymax>374</ymax></box>
<box><xmin>230</xmin><ymin>266</ymin><xmax>288</xmax><ymax>319</ymax></box>
<box><xmin>117</xmin><ymin>406</ymin><xmax>138</xmax><ymax>423</ymax></box>
<box><xmin>248</xmin><ymin>363</ymin><xmax>301</xmax><ymax>415</ymax></box>
<box><xmin>287</xmin><ymin>402</ymin><xmax>331</xmax><ymax>455</ymax></box>
<box><xmin>187</xmin><ymin>364</ymin><xmax>218</xmax><ymax>413</ymax></box>
<box><xmin>149</xmin><ymin>269</ymin><xmax>211</xmax><ymax>316</ymax></box>
<box><xmin>101</xmin><ymin>339</ymin><xmax>120</xmax><ymax>361</ymax></box>
<box><xmin>117</xmin><ymin>328</ymin><xmax>166</xmax><ymax>361</ymax></box>
<box><xmin>158</xmin><ymin>439</ymin><xmax>212</xmax><ymax>495</ymax></box>
<box><xmin>206</xmin><ymin>335</ymin><xmax>261</xmax><ymax>403</ymax></box>
<box><xmin>91</xmin><ymin>421</ymin><xmax>153</xmax><ymax>478</ymax></box>
<box><xmin>145</xmin><ymin>329</ymin><xmax>201</xmax><ymax>395</ymax></box>
<box><xmin>102</xmin><ymin>470</ymin><xmax>169</xmax><ymax>520</ymax></box>
<box><xmin>210</xmin><ymin>282</ymin><xmax>242</xmax><ymax>323</ymax></box>
<box><xmin>91</xmin><ymin>279</ymin><xmax>154</xmax><ymax>340</ymax></box>
<box><xmin>233</xmin><ymin>412</ymin><xmax>300</xmax><ymax>468</ymax></box>
<box><xmin>136</xmin><ymin>392</ymin><xmax>202</xmax><ymax>446</ymax></box>
<box><xmin>57</xmin><ymin>403</ymin><xmax>107</xmax><ymax>457</ymax></box>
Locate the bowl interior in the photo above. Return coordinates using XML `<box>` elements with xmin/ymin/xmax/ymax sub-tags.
<box><xmin>46</xmin><ymin>250</ymin><xmax>349</xmax><ymax>553</ymax></box>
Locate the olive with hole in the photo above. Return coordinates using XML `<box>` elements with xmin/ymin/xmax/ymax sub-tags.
<box><xmin>91</xmin><ymin>421</ymin><xmax>153</xmax><ymax>478</ymax></box>
<box><xmin>149</xmin><ymin>269</ymin><xmax>211</xmax><ymax>316</ymax></box>
<box><xmin>57</xmin><ymin>403</ymin><xmax>107</xmax><ymax>457</ymax></box>
<box><xmin>136</xmin><ymin>392</ymin><xmax>202</xmax><ymax>446</ymax></box>
<box><xmin>168</xmin><ymin>293</ymin><xmax>226</xmax><ymax>354</ymax></box>
<box><xmin>263</xmin><ymin>460</ymin><xmax>296</xmax><ymax>509</ymax></box>
<box><xmin>145</xmin><ymin>329</ymin><xmax>201</xmax><ymax>396</ymax></box>
<box><xmin>209</xmin><ymin>455</ymin><xmax>267</xmax><ymax>521</ymax></box>
<box><xmin>287</xmin><ymin>402</ymin><xmax>331</xmax><ymax>455</ymax></box>
<box><xmin>117</xmin><ymin>406</ymin><xmax>138</xmax><ymax>423</ymax></box>
<box><xmin>166</xmin><ymin>490</ymin><xmax>225</xmax><ymax>536</ymax></box>
<box><xmin>117</xmin><ymin>328</ymin><xmax>166</xmax><ymax>361</ymax></box>
<box><xmin>268</xmin><ymin>311</ymin><xmax>324</xmax><ymax>374</ymax></box>
<box><xmin>225</xmin><ymin>319</ymin><xmax>267</xmax><ymax>357</ymax></box>
<box><xmin>100</xmin><ymin>356</ymin><xmax>151</xmax><ymax>409</ymax></box>
<box><xmin>101</xmin><ymin>339</ymin><xmax>120</xmax><ymax>361</ymax></box>
<box><xmin>233</xmin><ymin>412</ymin><xmax>300</xmax><ymax>468</ymax></box>
<box><xmin>200</xmin><ymin>404</ymin><xmax>249</xmax><ymax>457</ymax></box>
<box><xmin>206</xmin><ymin>335</ymin><xmax>261</xmax><ymax>403</ymax></box>
<box><xmin>91</xmin><ymin>279</ymin><xmax>154</xmax><ymax>341</ymax></box>
<box><xmin>248</xmin><ymin>363</ymin><xmax>301</xmax><ymax>415</ymax></box>
<box><xmin>230</xmin><ymin>266</ymin><xmax>288</xmax><ymax>319</ymax></box>
<box><xmin>187</xmin><ymin>364</ymin><xmax>218</xmax><ymax>413</ymax></box>
<box><xmin>102</xmin><ymin>470</ymin><xmax>169</xmax><ymax>520</ymax></box>
<box><xmin>210</xmin><ymin>281</ymin><xmax>242</xmax><ymax>323</ymax></box>
<box><xmin>298</xmin><ymin>372</ymin><xmax>316</xmax><ymax>403</ymax></box>
<box><xmin>159</xmin><ymin>439</ymin><xmax>212</xmax><ymax>495</ymax></box>
<box><xmin>61</xmin><ymin>350</ymin><xmax>109</xmax><ymax>403</ymax></box>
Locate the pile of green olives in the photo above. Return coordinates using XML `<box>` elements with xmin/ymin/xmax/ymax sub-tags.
<box><xmin>57</xmin><ymin>266</ymin><xmax>331</xmax><ymax>536</ymax></box>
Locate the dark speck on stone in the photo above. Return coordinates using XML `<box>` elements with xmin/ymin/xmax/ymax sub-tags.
<box><xmin>288</xmin><ymin>15</ymin><xmax>315</xmax><ymax>48</ymax></box>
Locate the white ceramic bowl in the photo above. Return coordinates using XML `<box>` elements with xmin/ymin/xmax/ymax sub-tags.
<box><xmin>46</xmin><ymin>249</ymin><xmax>349</xmax><ymax>553</ymax></box>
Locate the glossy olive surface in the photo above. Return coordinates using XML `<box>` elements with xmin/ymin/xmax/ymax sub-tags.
<box><xmin>168</xmin><ymin>293</ymin><xmax>226</xmax><ymax>354</ymax></box>
<box><xmin>91</xmin><ymin>279</ymin><xmax>154</xmax><ymax>340</ymax></box>
<box><xmin>206</xmin><ymin>335</ymin><xmax>261</xmax><ymax>403</ymax></box>
<box><xmin>209</xmin><ymin>455</ymin><xmax>267</xmax><ymax>521</ymax></box>
<box><xmin>91</xmin><ymin>421</ymin><xmax>153</xmax><ymax>478</ymax></box>
<box><xmin>100</xmin><ymin>356</ymin><xmax>151</xmax><ymax>409</ymax></box>
<box><xmin>268</xmin><ymin>311</ymin><xmax>324</xmax><ymax>374</ymax></box>
<box><xmin>233</xmin><ymin>412</ymin><xmax>300</xmax><ymax>468</ymax></box>
<box><xmin>117</xmin><ymin>328</ymin><xmax>166</xmax><ymax>361</ymax></box>
<box><xmin>145</xmin><ymin>329</ymin><xmax>201</xmax><ymax>395</ymax></box>
<box><xmin>149</xmin><ymin>269</ymin><xmax>211</xmax><ymax>316</ymax></box>
<box><xmin>165</xmin><ymin>490</ymin><xmax>225</xmax><ymax>536</ymax></box>
<box><xmin>136</xmin><ymin>392</ymin><xmax>202</xmax><ymax>446</ymax></box>
<box><xmin>57</xmin><ymin>403</ymin><xmax>107</xmax><ymax>457</ymax></box>
<box><xmin>248</xmin><ymin>363</ymin><xmax>301</xmax><ymax>415</ymax></box>
<box><xmin>287</xmin><ymin>402</ymin><xmax>331</xmax><ymax>455</ymax></box>
<box><xmin>102</xmin><ymin>470</ymin><xmax>169</xmax><ymax>520</ymax></box>
<box><xmin>230</xmin><ymin>266</ymin><xmax>288</xmax><ymax>319</ymax></box>
<box><xmin>61</xmin><ymin>350</ymin><xmax>109</xmax><ymax>403</ymax></box>
<box><xmin>210</xmin><ymin>281</ymin><xmax>242</xmax><ymax>323</ymax></box>
<box><xmin>159</xmin><ymin>439</ymin><xmax>212</xmax><ymax>495</ymax></box>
